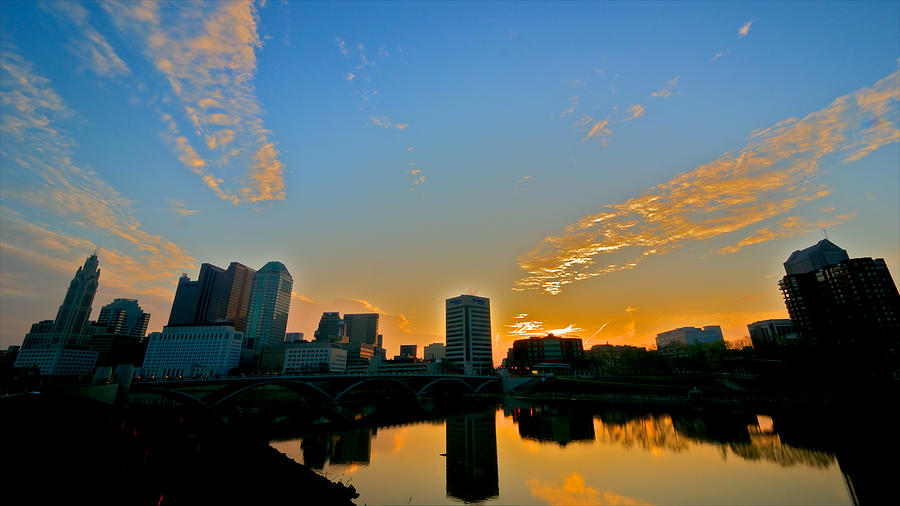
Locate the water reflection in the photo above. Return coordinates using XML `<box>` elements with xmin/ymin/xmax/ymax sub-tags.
<box><xmin>270</xmin><ymin>400</ymin><xmax>878</xmax><ymax>505</ymax></box>
<box><xmin>446</xmin><ymin>411</ymin><xmax>499</xmax><ymax>503</ymax></box>
<box><xmin>504</xmin><ymin>398</ymin><xmax>595</xmax><ymax>447</ymax></box>
<box><xmin>301</xmin><ymin>427</ymin><xmax>376</xmax><ymax>469</ymax></box>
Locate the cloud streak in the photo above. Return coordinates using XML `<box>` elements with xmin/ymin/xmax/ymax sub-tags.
<box><xmin>104</xmin><ymin>0</ymin><xmax>285</xmax><ymax>203</ymax></box>
<box><xmin>370</xmin><ymin>115</ymin><xmax>408</xmax><ymax>130</ymax></box>
<box><xmin>517</xmin><ymin>70</ymin><xmax>899</xmax><ymax>294</ymax></box>
<box><xmin>738</xmin><ymin>21</ymin><xmax>753</xmax><ymax>39</ymax></box>
<box><xmin>40</xmin><ymin>1</ymin><xmax>130</xmax><ymax>78</ymax></box>
<box><xmin>0</xmin><ymin>48</ymin><xmax>195</xmax><ymax>342</ymax></box>
<box><xmin>651</xmin><ymin>76</ymin><xmax>679</xmax><ymax>98</ymax></box>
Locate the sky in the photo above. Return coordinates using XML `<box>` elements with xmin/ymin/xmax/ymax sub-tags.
<box><xmin>1</xmin><ymin>1</ymin><xmax>898</xmax><ymax>364</ymax></box>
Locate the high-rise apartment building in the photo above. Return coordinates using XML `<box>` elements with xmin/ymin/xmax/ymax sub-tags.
<box><xmin>779</xmin><ymin>240</ymin><xmax>899</xmax><ymax>353</ymax></box>
<box><xmin>168</xmin><ymin>273</ymin><xmax>200</xmax><ymax>325</ymax></box>
<box><xmin>445</xmin><ymin>295</ymin><xmax>493</xmax><ymax>375</ymax></box>
<box><xmin>314</xmin><ymin>312</ymin><xmax>345</xmax><ymax>343</ymax></box>
<box><xmin>243</xmin><ymin>261</ymin><xmax>293</xmax><ymax>353</ymax></box>
<box><xmin>97</xmin><ymin>298</ymin><xmax>150</xmax><ymax>337</ymax></box>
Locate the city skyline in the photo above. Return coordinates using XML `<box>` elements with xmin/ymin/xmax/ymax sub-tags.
<box><xmin>2</xmin><ymin>1</ymin><xmax>899</xmax><ymax>365</ymax></box>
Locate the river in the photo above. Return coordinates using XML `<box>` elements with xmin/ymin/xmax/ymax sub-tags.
<box><xmin>270</xmin><ymin>399</ymin><xmax>870</xmax><ymax>505</ymax></box>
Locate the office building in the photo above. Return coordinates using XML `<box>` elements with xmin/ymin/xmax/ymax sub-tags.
<box><xmin>15</xmin><ymin>254</ymin><xmax>102</xmax><ymax>375</ymax></box>
<box><xmin>336</xmin><ymin>342</ymin><xmax>376</xmax><ymax>371</ymax></box>
<box><xmin>168</xmin><ymin>273</ymin><xmax>201</xmax><ymax>325</ymax></box>
<box><xmin>167</xmin><ymin>262</ymin><xmax>256</xmax><ymax>331</ymax></box>
<box><xmin>13</xmin><ymin>347</ymin><xmax>98</xmax><ymax>377</ymax></box>
<box><xmin>779</xmin><ymin>241</ymin><xmax>900</xmax><ymax>352</ymax></box>
<box><xmin>656</xmin><ymin>326</ymin><xmax>724</xmax><ymax>348</ymax></box>
<box><xmin>344</xmin><ymin>313</ymin><xmax>380</xmax><ymax>347</ymax></box>
<box><xmin>747</xmin><ymin>319</ymin><xmax>797</xmax><ymax>350</ymax></box>
<box><xmin>97</xmin><ymin>298</ymin><xmax>150</xmax><ymax>337</ymax></box>
<box><xmin>283</xmin><ymin>343</ymin><xmax>348</xmax><ymax>373</ymax></box>
<box><xmin>509</xmin><ymin>334</ymin><xmax>584</xmax><ymax>372</ymax></box>
<box><xmin>314</xmin><ymin>312</ymin><xmax>345</xmax><ymax>343</ymax></box>
<box><xmin>285</xmin><ymin>332</ymin><xmax>305</xmax><ymax>343</ymax></box>
<box><xmin>141</xmin><ymin>324</ymin><xmax>243</xmax><ymax>379</ymax></box>
<box><xmin>50</xmin><ymin>252</ymin><xmax>101</xmax><ymax>345</ymax></box>
<box><xmin>424</xmin><ymin>342</ymin><xmax>446</xmax><ymax>361</ymax></box>
<box><xmin>445</xmin><ymin>295</ymin><xmax>493</xmax><ymax>375</ymax></box>
<box><xmin>398</xmin><ymin>344</ymin><xmax>417</xmax><ymax>360</ymax></box>
<box><xmin>243</xmin><ymin>261</ymin><xmax>293</xmax><ymax>354</ymax></box>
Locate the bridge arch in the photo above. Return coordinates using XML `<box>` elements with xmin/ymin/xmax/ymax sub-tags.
<box><xmin>473</xmin><ymin>378</ymin><xmax>501</xmax><ymax>393</ymax></box>
<box><xmin>416</xmin><ymin>377</ymin><xmax>476</xmax><ymax>396</ymax></box>
<box><xmin>130</xmin><ymin>387</ymin><xmax>210</xmax><ymax>408</ymax></box>
<box><xmin>212</xmin><ymin>379</ymin><xmax>333</xmax><ymax>407</ymax></box>
<box><xmin>332</xmin><ymin>377</ymin><xmax>419</xmax><ymax>401</ymax></box>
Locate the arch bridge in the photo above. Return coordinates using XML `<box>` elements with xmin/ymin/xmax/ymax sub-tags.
<box><xmin>129</xmin><ymin>374</ymin><xmax>501</xmax><ymax>408</ymax></box>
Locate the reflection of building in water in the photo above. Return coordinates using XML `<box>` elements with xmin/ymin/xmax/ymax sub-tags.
<box><xmin>595</xmin><ymin>413</ymin><xmax>693</xmax><ymax>453</ymax></box>
<box><xmin>506</xmin><ymin>401</ymin><xmax>595</xmax><ymax>446</ymax></box>
<box><xmin>300</xmin><ymin>428</ymin><xmax>376</xmax><ymax>469</ymax></box>
<box><xmin>446</xmin><ymin>411</ymin><xmax>499</xmax><ymax>503</ymax></box>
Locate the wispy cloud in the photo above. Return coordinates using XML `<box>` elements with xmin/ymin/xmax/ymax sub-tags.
<box><xmin>39</xmin><ymin>1</ymin><xmax>130</xmax><ymax>78</ymax></box>
<box><xmin>584</xmin><ymin>117</ymin><xmax>612</xmax><ymax>141</ymax></box>
<box><xmin>560</xmin><ymin>96</ymin><xmax>579</xmax><ymax>118</ymax></box>
<box><xmin>168</xmin><ymin>199</ymin><xmax>203</xmax><ymax>216</ymax></box>
<box><xmin>517</xmin><ymin>69</ymin><xmax>899</xmax><ymax>294</ymax></box>
<box><xmin>738</xmin><ymin>21</ymin><xmax>753</xmax><ymax>39</ymax></box>
<box><xmin>0</xmin><ymin>49</ymin><xmax>194</xmax><ymax>306</ymax></box>
<box><xmin>710</xmin><ymin>49</ymin><xmax>729</xmax><ymax>62</ymax></box>
<box><xmin>718</xmin><ymin>213</ymin><xmax>855</xmax><ymax>254</ymax></box>
<box><xmin>103</xmin><ymin>0</ymin><xmax>285</xmax><ymax>203</ymax></box>
<box><xmin>506</xmin><ymin>313</ymin><xmax>582</xmax><ymax>337</ymax></box>
<box><xmin>370</xmin><ymin>115</ymin><xmax>408</xmax><ymax>130</ymax></box>
<box><xmin>651</xmin><ymin>76</ymin><xmax>679</xmax><ymax>98</ymax></box>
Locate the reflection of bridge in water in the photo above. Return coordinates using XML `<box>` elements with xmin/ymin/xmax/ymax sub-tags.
<box><xmin>130</xmin><ymin>374</ymin><xmax>501</xmax><ymax>408</ymax></box>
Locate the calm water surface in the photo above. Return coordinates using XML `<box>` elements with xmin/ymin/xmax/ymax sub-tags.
<box><xmin>271</xmin><ymin>400</ymin><xmax>857</xmax><ymax>505</ymax></box>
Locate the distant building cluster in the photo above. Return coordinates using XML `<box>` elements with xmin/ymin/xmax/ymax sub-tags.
<box><xmin>8</xmin><ymin>236</ymin><xmax>896</xmax><ymax>382</ymax></box>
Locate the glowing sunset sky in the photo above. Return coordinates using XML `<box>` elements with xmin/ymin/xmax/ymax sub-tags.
<box><xmin>1</xmin><ymin>1</ymin><xmax>898</xmax><ymax>364</ymax></box>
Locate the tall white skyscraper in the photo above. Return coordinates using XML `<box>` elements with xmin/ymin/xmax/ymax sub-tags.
<box><xmin>445</xmin><ymin>295</ymin><xmax>492</xmax><ymax>375</ymax></box>
<box><xmin>243</xmin><ymin>261</ymin><xmax>293</xmax><ymax>354</ymax></box>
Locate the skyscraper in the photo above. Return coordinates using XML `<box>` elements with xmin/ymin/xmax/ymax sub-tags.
<box><xmin>243</xmin><ymin>261</ymin><xmax>293</xmax><ymax>353</ymax></box>
<box><xmin>779</xmin><ymin>240</ymin><xmax>900</xmax><ymax>357</ymax></box>
<box><xmin>97</xmin><ymin>298</ymin><xmax>150</xmax><ymax>337</ymax></box>
<box><xmin>168</xmin><ymin>273</ymin><xmax>200</xmax><ymax>325</ymax></box>
<box><xmin>314</xmin><ymin>312</ymin><xmax>345</xmax><ymax>343</ymax></box>
<box><xmin>445</xmin><ymin>295</ymin><xmax>493</xmax><ymax>375</ymax></box>
<box><xmin>50</xmin><ymin>252</ymin><xmax>100</xmax><ymax>344</ymax></box>
<box><xmin>167</xmin><ymin>262</ymin><xmax>256</xmax><ymax>331</ymax></box>
<box><xmin>343</xmin><ymin>313</ymin><xmax>380</xmax><ymax>346</ymax></box>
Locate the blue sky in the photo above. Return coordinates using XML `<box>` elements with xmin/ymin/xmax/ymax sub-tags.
<box><xmin>1</xmin><ymin>1</ymin><xmax>898</xmax><ymax>360</ymax></box>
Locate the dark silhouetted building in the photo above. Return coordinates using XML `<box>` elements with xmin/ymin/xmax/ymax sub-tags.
<box><xmin>748</xmin><ymin>319</ymin><xmax>797</xmax><ymax>351</ymax></box>
<box><xmin>446</xmin><ymin>411</ymin><xmax>499</xmax><ymax>502</ymax></box>
<box><xmin>656</xmin><ymin>326</ymin><xmax>724</xmax><ymax>348</ymax></box>
<box><xmin>509</xmin><ymin>334</ymin><xmax>584</xmax><ymax>373</ymax></box>
<box><xmin>446</xmin><ymin>295</ymin><xmax>493</xmax><ymax>375</ymax></box>
<box><xmin>97</xmin><ymin>298</ymin><xmax>150</xmax><ymax>337</ymax></box>
<box><xmin>779</xmin><ymin>241</ymin><xmax>900</xmax><ymax>358</ymax></box>
<box><xmin>398</xmin><ymin>344</ymin><xmax>417</xmax><ymax>360</ymax></box>
<box><xmin>314</xmin><ymin>312</ymin><xmax>345</xmax><ymax>343</ymax></box>
<box><xmin>168</xmin><ymin>262</ymin><xmax>256</xmax><ymax>331</ymax></box>
<box><xmin>344</xmin><ymin>313</ymin><xmax>380</xmax><ymax>347</ymax></box>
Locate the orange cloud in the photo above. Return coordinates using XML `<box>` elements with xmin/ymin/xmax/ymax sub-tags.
<box><xmin>104</xmin><ymin>0</ymin><xmax>286</xmax><ymax>203</ymax></box>
<box><xmin>39</xmin><ymin>1</ymin><xmax>130</xmax><ymax>78</ymax></box>
<box><xmin>527</xmin><ymin>473</ymin><xmax>649</xmax><ymax>506</ymax></box>
<box><xmin>370</xmin><ymin>115</ymin><xmax>409</xmax><ymax>130</ymax></box>
<box><xmin>517</xmin><ymin>69</ymin><xmax>899</xmax><ymax>294</ymax></box>
<box><xmin>738</xmin><ymin>21</ymin><xmax>753</xmax><ymax>39</ymax></box>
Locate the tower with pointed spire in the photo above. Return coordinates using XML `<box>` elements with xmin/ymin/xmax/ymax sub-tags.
<box><xmin>50</xmin><ymin>252</ymin><xmax>101</xmax><ymax>344</ymax></box>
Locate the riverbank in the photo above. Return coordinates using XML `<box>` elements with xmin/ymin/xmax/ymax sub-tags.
<box><xmin>2</xmin><ymin>393</ymin><xmax>359</xmax><ymax>506</ymax></box>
